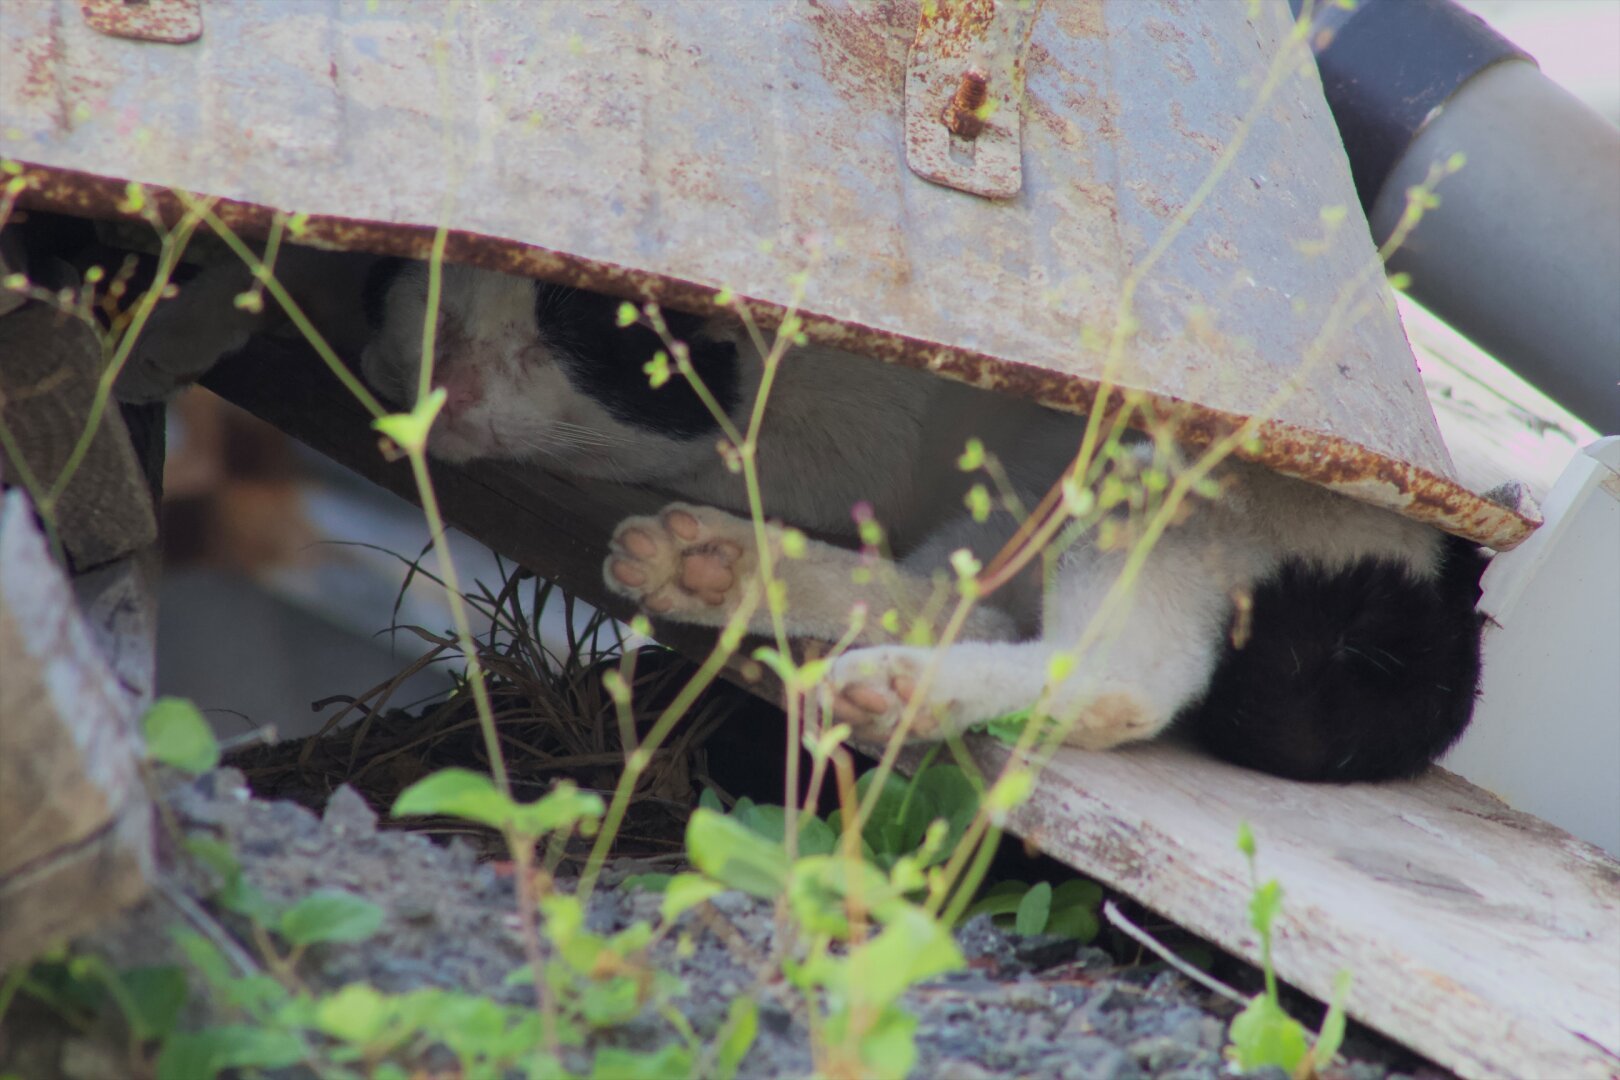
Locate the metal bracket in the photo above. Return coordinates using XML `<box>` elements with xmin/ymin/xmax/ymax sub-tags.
<box><xmin>904</xmin><ymin>0</ymin><xmax>1046</xmax><ymax>200</ymax></box>
<box><xmin>82</xmin><ymin>0</ymin><xmax>202</xmax><ymax>45</ymax></box>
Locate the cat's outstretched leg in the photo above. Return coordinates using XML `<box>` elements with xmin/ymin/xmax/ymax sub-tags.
<box><xmin>603</xmin><ymin>503</ymin><xmax>1018</xmax><ymax>643</ymax></box>
<box><xmin>826</xmin><ymin>638</ymin><xmax>1204</xmax><ymax>750</ymax></box>
<box><xmin>827</xmin><ymin>533</ymin><xmax>1236</xmax><ymax>750</ymax></box>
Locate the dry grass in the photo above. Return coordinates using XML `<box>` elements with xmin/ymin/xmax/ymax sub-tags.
<box><xmin>228</xmin><ymin>560</ymin><xmax>744</xmax><ymax>861</ymax></box>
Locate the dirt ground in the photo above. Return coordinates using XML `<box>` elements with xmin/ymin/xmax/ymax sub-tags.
<box><xmin>2</xmin><ymin>768</ymin><xmax>1449</xmax><ymax>1079</ymax></box>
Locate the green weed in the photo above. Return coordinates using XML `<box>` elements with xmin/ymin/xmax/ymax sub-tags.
<box><xmin>1225</xmin><ymin>824</ymin><xmax>1351</xmax><ymax>1078</ymax></box>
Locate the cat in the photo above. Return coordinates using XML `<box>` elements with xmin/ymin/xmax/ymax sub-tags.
<box><xmin>126</xmin><ymin>249</ymin><xmax>1487</xmax><ymax>781</ymax></box>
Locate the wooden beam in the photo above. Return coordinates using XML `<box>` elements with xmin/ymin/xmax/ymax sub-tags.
<box><xmin>199</xmin><ymin>342</ymin><xmax>758</xmax><ymax>671</ymax></box>
<box><xmin>0</xmin><ymin>492</ymin><xmax>154</xmax><ymax>969</ymax></box>
<box><xmin>204</xmin><ymin>341</ymin><xmax>1620</xmax><ymax>1080</ymax></box>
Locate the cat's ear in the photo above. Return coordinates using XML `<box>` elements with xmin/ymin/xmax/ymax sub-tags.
<box><xmin>362</xmin><ymin>257</ymin><xmax>411</xmax><ymax>330</ymax></box>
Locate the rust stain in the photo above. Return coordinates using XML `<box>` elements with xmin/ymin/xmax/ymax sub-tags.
<box><xmin>942</xmin><ymin>67</ymin><xmax>989</xmax><ymax>138</ymax></box>
<box><xmin>802</xmin><ymin>0</ymin><xmax>907</xmax><ymax>105</ymax></box>
<box><xmin>12</xmin><ymin>162</ymin><xmax>1539</xmax><ymax>551</ymax></box>
<box><xmin>80</xmin><ymin>0</ymin><xmax>202</xmax><ymax>45</ymax></box>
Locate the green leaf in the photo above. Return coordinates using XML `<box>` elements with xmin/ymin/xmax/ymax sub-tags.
<box><xmin>1228</xmin><ymin>994</ymin><xmax>1310</xmax><ymax>1073</ymax></box>
<box><xmin>313</xmin><ymin>982</ymin><xmax>393</xmax><ymax>1045</ymax></box>
<box><xmin>734</xmin><ymin>803</ymin><xmax>838</xmax><ymax>857</ymax></box>
<box><xmin>1236</xmin><ymin>821</ymin><xmax>1256</xmax><ymax>859</ymax></box>
<box><xmin>372</xmin><ymin>389</ymin><xmax>446</xmax><ymax>456</ymax></box>
<box><xmin>913</xmin><ymin>765</ymin><xmax>978</xmax><ymax>861</ymax></box>
<box><xmin>590</xmin><ymin>1044</ymin><xmax>694</xmax><ymax>1080</ymax></box>
<box><xmin>685</xmin><ymin>809</ymin><xmax>790</xmax><ymax>899</ymax></box>
<box><xmin>643</xmin><ymin>351</ymin><xmax>671</xmax><ymax>388</ymax></box>
<box><xmin>1248</xmin><ymin>879</ymin><xmax>1283</xmax><ymax>937</ymax></box>
<box><xmin>120</xmin><ymin>966</ymin><xmax>189</xmax><ymax>1041</ymax></box>
<box><xmin>827</xmin><ymin>769</ymin><xmax>937</xmax><ymax>866</ymax></box>
<box><xmin>156</xmin><ymin>1026</ymin><xmax>306</xmax><ymax>1080</ymax></box>
<box><xmin>714</xmin><ymin>997</ymin><xmax>758</xmax><ymax>1080</ymax></box>
<box><xmin>962</xmin><ymin>880</ymin><xmax>1030</xmax><ymax>923</ymax></box>
<box><xmin>154</xmin><ymin>1034</ymin><xmax>220</xmax><ymax>1080</ymax></box>
<box><xmin>984</xmin><ymin>770</ymin><xmax>1034</xmax><ymax>818</ymax></box>
<box><xmin>141</xmin><ymin>697</ymin><xmax>219</xmax><ymax>773</ymax></box>
<box><xmin>509</xmin><ymin>782</ymin><xmax>605</xmax><ymax>839</ymax></box>
<box><xmin>1042</xmin><ymin>904</ymin><xmax>1099</xmax><ymax>943</ymax></box>
<box><xmin>622</xmin><ymin>872</ymin><xmax>672</xmax><ymax>893</ymax></box>
<box><xmin>698</xmin><ymin>787</ymin><xmax>723</xmax><ymax>813</ymax></box>
<box><xmin>980</xmin><ymin>708</ymin><xmax>1032</xmax><ymax>743</ymax></box>
<box><xmin>660</xmin><ymin>873</ymin><xmax>725</xmax><ymax>924</ymax></box>
<box><xmin>856</xmin><ymin>906</ymin><xmax>964</xmax><ymax>1010</ymax></box>
<box><xmin>393</xmin><ymin>768</ymin><xmax>514</xmax><ymax>830</ymax></box>
<box><xmin>856</xmin><ymin>1006</ymin><xmax>920</xmax><ymax>1078</ymax></box>
<box><xmin>786</xmin><ymin>856</ymin><xmax>905</xmax><ymax>938</ymax></box>
<box><xmin>1014</xmin><ymin>881</ymin><xmax>1052</xmax><ymax>936</ymax></box>
<box><xmin>1313</xmin><ymin>969</ymin><xmax>1353</xmax><ymax>1071</ymax></box>
<box><xmin>1052</xmin><ymin>878</ymin><xmax>1103</xmax><ymax>912</ymax></box>
<box><xmin>277</xmin><ymin>889</ymin><xmax>384</xmax><ymax>947</ymax></box>
<box><xmin>578</xmin><ymin>977</ymin><xmax>641</xmax><ymax>1029</ymax></box>
<box><xmin>182</xmin><ymin>837</ymin><xmax>274</xmax><ymax>922</ymax></box>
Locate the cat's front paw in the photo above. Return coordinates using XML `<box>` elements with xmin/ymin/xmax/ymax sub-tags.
<box><xmin>827</xmin><ymin>646</ymin><xmax>959</xmax><ymax>743</ymax></box>
<box><xmin>604</xmin><ymin>504</ymin><xmax>755</xmax><ymax>620</ymax></box>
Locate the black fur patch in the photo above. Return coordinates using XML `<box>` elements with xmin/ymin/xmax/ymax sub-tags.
<box><xmin>535</xmin><ymin>284</ymin><xmax>740</xmax><ymax>440</ymax></box>
<box><xmin>362</xmin><ymin>257</ymin><xmax>411</xmax><ymax>330</ymax></box>
<box><xmin>1175</xmin><ymin>534</ymin><xmax>1488</xmax><ymax>782</ymax></box>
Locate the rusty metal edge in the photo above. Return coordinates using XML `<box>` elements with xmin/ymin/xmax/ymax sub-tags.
<box><xmin>12</xmin><ymin>162</ymin><xmax>1539</xmax><ymax>550</ymax></box>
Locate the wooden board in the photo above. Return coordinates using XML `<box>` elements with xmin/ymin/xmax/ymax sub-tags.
<box><xmin>204</xmin><ymin>342</ymin><xmax>1620</xmax><ymax>1080</ymax></box>
<box><xmin>997</xmin><ymin>740</ymin><xmax>1620</xmax><ymax>1080</ymax></box>
<box><xmin>0</xmin><ymin>492</ymin><xmax>154</xmax><ymax>969</ymax></box>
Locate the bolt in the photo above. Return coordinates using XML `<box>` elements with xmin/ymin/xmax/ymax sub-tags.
<box><xmin>943</xmin><ymin>68</ymin><xmax>989</xmax><ymax>139</ymax></box>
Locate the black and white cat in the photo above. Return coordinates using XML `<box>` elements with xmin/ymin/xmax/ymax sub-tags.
<box><xmin>125</xmin><ymin>251</ymin><xmax>1487</xmax><ymax>781</ymax></box>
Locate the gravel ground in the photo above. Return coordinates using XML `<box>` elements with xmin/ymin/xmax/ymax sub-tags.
<box><xmin>2</xmin><ymin>771</ymin><xmax>1447</xmax><ymax>1079</ymax></box>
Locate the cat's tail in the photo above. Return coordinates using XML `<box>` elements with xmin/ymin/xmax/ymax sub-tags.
<box><xmin>1176</xmin><ymin>534</ymin><xmax>1489</xmax><ymax>782</ymax></box>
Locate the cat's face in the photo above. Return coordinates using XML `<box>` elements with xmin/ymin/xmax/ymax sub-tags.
<box><xmin>359</xmin><ymin>262</ymin><xmax>745</xmax><ymax>481</ymax></box>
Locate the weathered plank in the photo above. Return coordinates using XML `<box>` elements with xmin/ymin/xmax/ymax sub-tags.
<box><xmin>997</xmin><ymin>740</ymin><xmax>1620</xmax><ymax>1080</ymax></box>
<box><xmin>203</xmin><ymin>340</ymin><xmax>1620</xmax><ymax>1080</ymax></box>
<box><xmin>0</xmin><ymin>491</ymin><xmax>154</xmax><ymax>969</ymax></box>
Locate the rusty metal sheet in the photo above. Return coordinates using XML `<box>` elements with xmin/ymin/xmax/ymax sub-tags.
<box><xmin>0</xmin><ymin>0</ymin><xmax>1537</xmax><ymax>548</ymax></box>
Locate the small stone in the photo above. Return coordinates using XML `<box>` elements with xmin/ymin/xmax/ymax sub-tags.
<box><xmin>707</xmin><ymin>889</ymin><xmax>754</xmax><ymax>916</ymax></box>
<box><xmin>759</xmin><ymin>1000</ymin><xmax>794</xmax><ymax>1035</ymax></box>
<box><xmin>1127</xmin><ymin>1034</ymin><xmax>1194</xmax><ymax>1072</ymax></box>
<box><xmin>936</xmin><ymin>1058</ymin><xmax>993</xmax><ymax>1079</ymax></box>
<box><xmin>1001</xmin><ymin>977</ymin><xmax>1050</xmax><ymax>1010</ymax></box>
<box><xmin>395</xmin><ymin>896</ymin><xmax>437</xmax><ymax>923</ymax></box>
<box><xmin>1013</xmin><ymin>932</ymin><xmax>1082</xmax><ymax>970</ymax></box>
<box><xmin>322</xmin><ymin>785</ymin><xmax>378</xmax><ymax>837</ymax></box>
<box><xmin>1061</xmin><ymin>1035</ymin><xmax>1130</xmax><ymax>1080</ymax></box>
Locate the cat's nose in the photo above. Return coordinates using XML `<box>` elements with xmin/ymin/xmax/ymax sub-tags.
<box><xmin>430</xmin><ymin>364</ymin><xmax>484</xmax><ymax>420</ymax></box>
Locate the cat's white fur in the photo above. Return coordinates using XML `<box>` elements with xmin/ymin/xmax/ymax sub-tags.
<box><xmin>127</xmin><ymin>254</ymin><xmax>1445</xmax><ymax>754</ymax></box>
